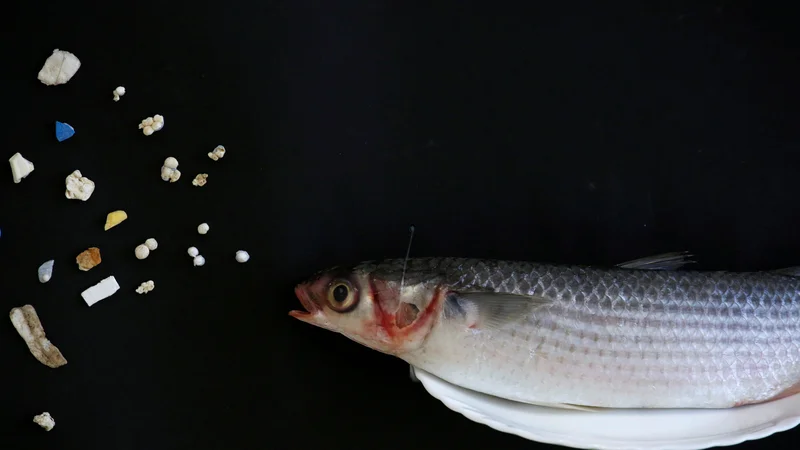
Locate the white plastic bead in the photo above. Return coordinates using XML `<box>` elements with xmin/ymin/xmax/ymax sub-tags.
<box><xmin>135</xmin><ymin>244</ymin><xmax>150</xmax><ymax>260</ymax></box>
<box><xmin>143</xmin><ymin>126</ymin><xmax>154</xmax><ymax>136</ymax></box>
<box><xmin>193</xmin><ymin>255</ymin><xmax>205</xmax><ymax>267</ymax></box>
<box><xmin>145</xmin><ymin>238</ymin><xmax>158</xmax><ymax>251</ymax></box>
<box><xmin>187</xmin><ymin>247</ymin><xmax>199</xmax><ymax>257</ymax></box>
<box><xmin>152</xmin><ymin>121</ymin><xmax>163</xmax><ymax>132</ymax></box>
<box><xmin>235</xmin><ymin>250</ymin><xmax>250</xmax><ymax>263</ymax></box>
<box><xmin>197</xmin><ymin>223</ymin><xmax>209</xmax><ymax>234</ymax></box>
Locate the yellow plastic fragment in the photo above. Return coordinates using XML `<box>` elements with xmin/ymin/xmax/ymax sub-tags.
<box><xmin>104</xmin><ymin>210</ymin><xmax>128</xmax><ymax>231</ymax></box>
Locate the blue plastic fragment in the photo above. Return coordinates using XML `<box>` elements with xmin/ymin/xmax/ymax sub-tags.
<box><xmin>55</xmin><ymin>121</ymin><xmax>75</xmax><ymax>142</ymax></box>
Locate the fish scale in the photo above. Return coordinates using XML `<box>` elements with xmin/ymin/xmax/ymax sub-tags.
<box><xmin>360</xmin><ymin>257</ymin><xmax>800</xmax><ymax>408</ymax></box>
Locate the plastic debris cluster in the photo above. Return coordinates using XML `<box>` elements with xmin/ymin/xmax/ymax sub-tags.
<box><xmin>5</xmin><ymin>48</ymin><xmax>253</xmax><ymax>433</ymax></box>
<box><xmin>161</xmin><ymin>157</ymin><xmax>181</xmax><ymax>182</ymax></box>
<box><xmin>138</xmin><ymin>114</ymin><xmax>164</xmax><ymax>136</ymax></box>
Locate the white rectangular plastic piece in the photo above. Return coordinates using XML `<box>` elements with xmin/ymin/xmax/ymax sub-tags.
<box><xmin>81</xmin><ymin>276</ymin><xmax>120</xmax><ymax>307</ymax></box>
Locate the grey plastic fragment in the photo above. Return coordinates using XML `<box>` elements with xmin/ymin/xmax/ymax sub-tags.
<box><xmin>38</xmin><ymin>260</ymin><xmax>54</xmax><ymax>283</ymax></box>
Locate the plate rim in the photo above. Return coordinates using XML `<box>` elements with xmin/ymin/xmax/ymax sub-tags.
<box><xmin>411</xmin><ymin>366</ymin><xmax>800</xmax><ymax>450</ymax></box>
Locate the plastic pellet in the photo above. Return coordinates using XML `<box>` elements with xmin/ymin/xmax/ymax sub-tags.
<box><xmin>193</xmin><ymin>255</ymin><xmax>205</xmax><ymax>266</ymax></box>
<box><xmin>187</xmin><ymin>247</ymin><xmax>199</xmax><ymax>258</ymax></box>
<box><xmin>197</xmin><ymin>223</ymin><xmax>209</xmax><ymax>234</ymax></box>
<box><xmin>145</xmin><ymin>238</ymin><xmax>158</xmax><ymax>251</ymax></box>
<box><xmin>135</xmin><ymin>244</ymin><xmax>150</xmax><ymax>260</ymax></box>
<box><xmin>235</xmin><ymin>250</ymin><xmax>250</xmax><ymax>263</ymax></box>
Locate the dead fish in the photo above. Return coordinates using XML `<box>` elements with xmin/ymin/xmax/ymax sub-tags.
<box><xmin>290</xmin><ymin>252</ymin><xmax>800</xmax><ymax>410</ymax></box>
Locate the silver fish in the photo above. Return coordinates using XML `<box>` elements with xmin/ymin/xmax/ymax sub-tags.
<box><xmin>290</xmin><ymin>253</ymin><xmax>800</xmax><ymax>410</ymax></box>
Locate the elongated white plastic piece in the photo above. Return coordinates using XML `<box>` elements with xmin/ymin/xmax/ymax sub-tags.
<box><xmin>9</xmin><ymin>305</ymin><xmax>67</xmax><ymax>368</ymax></box>
<box><xmin>81</xmin><ymin>276</ymin><xmax>120</xmax><ymax>307</ymax></box>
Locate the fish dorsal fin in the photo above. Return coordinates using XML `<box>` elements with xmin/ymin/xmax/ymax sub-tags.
<box><xmin>444</xmin><ymin>291</ymin><xmax>551</xmax><ymax>331</ymax></box>
<box><xmin>773</xmin><ymin>266</ymin><xmax>800</xmax><ymax>277</ymax></box>
<box><xmin>616</xmin><ymin>251</ymin><xmax>695</xmax><ymax>271</ymax></box>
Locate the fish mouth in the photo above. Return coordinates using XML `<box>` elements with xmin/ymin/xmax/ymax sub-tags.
<box><xmin>289</xmin><ymin>284</ymin><xmax>319</xmax><ymax>320</ymax></box>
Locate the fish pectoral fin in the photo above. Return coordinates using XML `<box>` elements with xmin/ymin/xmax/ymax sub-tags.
<box><xmin>447</xmin><ymin>292</ymin><xmax>550</xmax><ymax>330</ymax></box>
<box><xmin>773</xmin><ymin>266</ymin><xmax>800</xmax><ymax>277</ymax></box>
<box><xmin>616</xmin><ymin>251</ymin><xmax>695</xmax><ymax>270</ymax></box>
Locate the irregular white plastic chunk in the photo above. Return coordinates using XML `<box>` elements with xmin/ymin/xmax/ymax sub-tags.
<box><xmin>65</xmin><ymin>170</ymin><xmax>95</xmax><ymax>201</ymax></box>
<box><xmin>38</xmin><ymin>49</ymin><xmax>81</xmax><ymax>86</ymax></box>
<box><xmin>152</xmin><ymin>115</ymin><xmax>164</xmax><ymax>131</ymax></box>
<box><xmin>10</xmin><ymin>305</ymin><xmax>68</xmax><ymax>368</ymax></box>
<box><xmin>38</xmin><ymin>260</ymin><xmax>54</xmax><ymax>283</ymax></box>
<box><xmin>113</xmin><ymin>86</ymin><xmax>126</xmax><ymax>101</ymax></box>
<box><xmin>208</xmin><ymin>145</ymin><xmax>226</xmax><ymax>161</ymax></box>
<box><xmin>33</xmin><ymin>412</ymin><xmax>55</xmax><ymax>431</ymax></box>
<box><xmin>136</xmin><ymin>280</ymin><xmax>155</xmax><ymax>294</ymax></box>
<box><xmin>197</xmin><ymin>223</ymin><xmax>209</xmax><ymax>234</ymax></box>
<box><xmin>139</xmin><ymin>114</ymin><xmax>164</xmax><ymax>135</ymax></box>
<box><xmin>145</xmin><ymin>238</ymin><xmax>158</xmax><ymax>250</ymax></box>
<box><xmin>81</xmin><ymin>276</ymin><xmax>120</xmax><ymax>307</ymax></box>
<box><xmin>135</xmin><ymin>244</ymin><xmax>150</xmax><ymax>260</ymax></box>
<box><xmin>192</xmin><ymin>173</ymin><xmax>208</xmax><ymax>187</ymax></box>
<box><xmin>187</xmin><ymin>247</ymin><xmax>199</xmax><ymax>257</ymax></box>
<box><xmin>160</xmin><ymin>157</ymin><xmax>181</xmax><ymax>182</ymax></box>
<box><xmin>235</xmin><ymin>250</ymin><xmax>250</xmax><ymax>263</ymax></box>
<box><xmin>9</xmin><ymin>152</ymin><xmax>34</xmax><ymax>183</ymax></box>
<box><xmin>193</xmin><ymin>255</ymin><xmax>206</xmax><ymax>266</ymax></box>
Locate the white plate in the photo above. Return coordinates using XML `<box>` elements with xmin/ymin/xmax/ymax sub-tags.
<box><xmin>410</xmin><ymin>366</ymin><xmax>800</xmax><ymax>450</ymax></box>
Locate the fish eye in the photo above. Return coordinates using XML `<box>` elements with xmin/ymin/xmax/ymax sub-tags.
<box><xmin>327</xmin><ymin>280</ymin><xmax>358</xmax><ymax>312</ymax></box>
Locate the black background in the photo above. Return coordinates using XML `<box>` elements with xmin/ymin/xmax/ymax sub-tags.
<box><xmin>2</xmin><ymin>1</ymin><xmax>800</xmax><ymax>449</ymax></box>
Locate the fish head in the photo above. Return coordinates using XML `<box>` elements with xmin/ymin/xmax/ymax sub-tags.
<box><xmin>290</xmin><ymin>261</ymin><xmax>445</xmax><ymax>355</ymax></box>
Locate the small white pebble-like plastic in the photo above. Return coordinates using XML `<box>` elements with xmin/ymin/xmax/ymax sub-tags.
<box><xmin>193</xmin><ymin>255</ymin><xmax>205</xmax><ymax>266</ymax></box>
<box><xmin>135</xmin><ymin>280</ymin><xmax>155</xmax><ymax>294</ymax></box>
<box><xmin>145</xmin><ymin>238</ymin><xmax>158</xmax><ymax>251</ymax></box>
<box><xmin>152</xmin><ymin>121</ymin><xmax>164</xmax><ymax>132</ymax></box>
<box><xmin>164</xmin><ymin>157</ymin><xmax>178</xmax><ymax>169</ymax></box>
<box><xmin>113</xmin><ymin>86</ymin><xmax>126</xmax><ymax>101</ymax></box>
<box><xmin>33</xmin><ymin>412</ymin><xmax>55</xmax><ymax>431</ymax></box>
<box><xmin>235</xmin><ymin>250</ymin><xmax>250</xmax><ymax>263</ymax></box>
<box><xmin>135</xmin><ymin>244</ymin><xmax>150</xmax><ymax>260</ymax></box>
<box><xmin>208</xmin><ymin>145</ymin><xmax>226</xmax><ymax>161</ymax></box>
<box><xmin>198</xmin><ymin>223</ymin><xmax>209</xmax><ymax>234</ymax></box>
<box><xmin>187</xmin><ymin>247</ymin><xmax>199</xmax><ymax>257</ymax></box>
